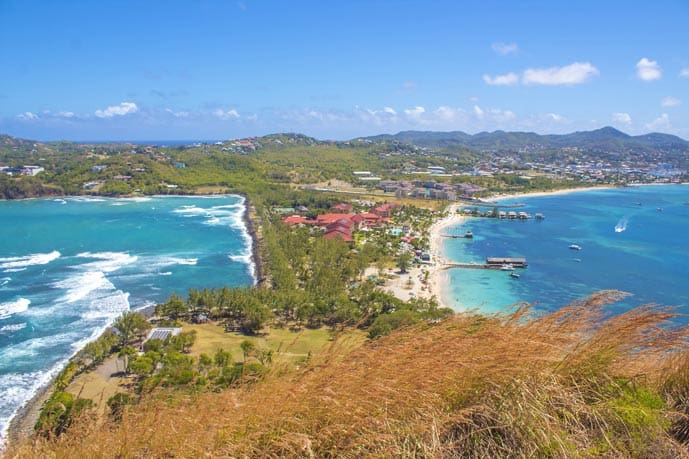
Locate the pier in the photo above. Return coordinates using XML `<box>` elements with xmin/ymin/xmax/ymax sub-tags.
<box><xmin>443</xmin><ymin>257</ymin><xmax>528</xmax><ymax>270</ymax></box>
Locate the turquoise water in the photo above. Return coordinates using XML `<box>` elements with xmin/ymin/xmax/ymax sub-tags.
<box><xmin>0</xmin><ymin>195</ymin><xmax>253</xmax><ymax>443</ymax></box>
<box><xmin>441</xmin><ymin>185</ymin><xmax>689</xmax><ymax>316</ymax></box>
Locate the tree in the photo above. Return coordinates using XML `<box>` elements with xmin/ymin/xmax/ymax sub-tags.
<box><xmin>157</xmin><ymin>293</ymin><xmax>188</xmax><ymax>320</ymax></box>
<box><xmin>118</xmin><ymin>346</ymin><xmax>138</xmax><ymax>374</ymax></box>
<box><xmin>397</xmin><ymin>252</ymin><xmax>412</xmax><ymax>274</ymax></box>
<box><xmin>129</xmin><ymin>356</ymin><xmax>155</xmax><ymax>377</ymax></box>
<box><xmin>214</xmin><ymin>349</ymin><xmax>232</xmax><ymax>367</ymax></box>
<box><xmin>112</xmin><ymin>312</ymin><xmax>151</xmax><ymax>346</ymax></box>
<box><xmin>240</xmin><ymin>340</ymin><xmax>255</xmax><ymax>363</ymax></box>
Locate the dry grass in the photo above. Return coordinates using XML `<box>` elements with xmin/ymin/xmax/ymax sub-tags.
<box><xmin>10</xmin><ymin>291</ymin><xmax>689</xmax><ymax>458</ymax></box>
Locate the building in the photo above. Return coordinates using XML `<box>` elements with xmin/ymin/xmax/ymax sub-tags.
<box><xmin>331</xmin><ymin>203</ymin><xmax>354</xmax><ymax>213</ymax></box>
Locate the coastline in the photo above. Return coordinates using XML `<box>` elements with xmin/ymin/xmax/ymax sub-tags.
<box><xmin>425</xmin><ymin>185</ymin><xmax>622</xmax><ymax>312</ymax></box>
<box><xmin>3</xmin><ymin>193</ymin><xmax>264</xmax><ymax>450</ymax></box>
<box><xmin>427</xmin><ymin>204</ymin><xmax>467</xmax><ymax>310</ymax></box>
<box><xmin>482</xmin><ymin>185</ymin><xmax>619</xmax><ymax>203</ymax></box>
<box><xmin>239</xmin><ymin>194</ymin><xmax>265</xmax><ymax>287</ymax></box>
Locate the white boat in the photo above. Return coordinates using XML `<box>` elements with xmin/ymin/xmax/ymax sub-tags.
<box><xmin>568</xmin><ymin>244</ymin><xmax>582</xmax><ymax>250</ymax></box>
<box><xmin>510</xmin><ymin>272</ymin><xmax>520</xmax><ymax>278</ymax></box>
<box><xmin>500</xmin><ymin>264</ymin><xmax>515</xmax><ymax>271</ymax></box>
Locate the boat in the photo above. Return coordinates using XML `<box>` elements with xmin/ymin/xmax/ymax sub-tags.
<box><xmin>500</xmin><ymin>264</ymin><xmax>515</xmax><ymax>271</ymax></box>
<box><xmin>510</xmin><ymin>272</ymin><xmax>520</xmax><ymax>278</ymax></box>
<box><xmin>535</xmin><ymin>213</ymin><xmax>545</xmax><ymax>220</ymax></box>
<box><xmin>568</xmin><ymin>244</ymin><xmax>582</xmax><ymax>250</ymax></box>
<box><xmin>464</xmin><ymin>230</ymin><xmax>473</xmax><ymax>238</ymax></box>
<box><xmin>657</xmin><ymin>207</ymin><xmax>663</xmax><ymax>212</ymax></box>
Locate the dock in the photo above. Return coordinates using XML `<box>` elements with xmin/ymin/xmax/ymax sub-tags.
<box><xmin>443</xmin><ymin>257</ymin><xmax>528</xmax><ymax>270</ymax></box>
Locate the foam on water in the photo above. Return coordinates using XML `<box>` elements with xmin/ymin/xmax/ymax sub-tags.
<box><xmin>0</xmin><ymin>251</ymin><xmax>61</xmax><ymax>270</ymax></box>
<box><xmin>75</xmin><ymin>252</ymin><xmax>138</xmax><ymax>273</ymax></box>
<box><xmin>0</xmin><ymin>195</ymin><xmax>254</xmax><ymax>443</ymax></box>
<box><xmin>53</xmin><ymin>271</ymin><xmax>114</xmax><ymax>304</ymax></box>
<box><xmin>0</xmin><ymin>299</ymin><xmax>30</xmax><ymax>320</ymax></box>
<box><xmin>0</xmin><ymin>323</ymin><xmax>26</xmax><ymax>333</ymax></box>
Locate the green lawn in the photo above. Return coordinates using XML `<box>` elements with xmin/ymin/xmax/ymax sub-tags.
<box><xmin>184</xmin><ymin>322</ymin><xmax>366</xmax><ymax>363</ymax></box>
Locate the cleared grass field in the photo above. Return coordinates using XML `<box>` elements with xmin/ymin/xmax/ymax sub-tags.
<box><xmin>183</xmin><ymin>322</ymin><xmax>366</xmax><ymax>363</ymax></box>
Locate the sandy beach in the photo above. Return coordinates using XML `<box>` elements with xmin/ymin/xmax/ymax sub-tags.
<box><xmin>378</xmin><ymin>186</ymin><xmax>620</xmax><ymax>310</ymax></box>
<box><xmin>367</xmin><ymin>203</ymin><xmax>467</xmax><ymax>310</ymax></box>
<box><xmin>483</xmin><ymin>185</ymin><xmax>618</xmax><ymax>203</ymax></box>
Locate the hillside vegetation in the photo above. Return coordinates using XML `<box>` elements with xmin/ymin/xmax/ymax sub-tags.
<box><xmin>10</xmin><ymin>291</ymin><xmax>689</xmax><ymax>458</ymax></box>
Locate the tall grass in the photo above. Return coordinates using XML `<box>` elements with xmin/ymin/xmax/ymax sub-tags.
<box><xmin>10</xmin><ymin>291</ymin><xmax>689</xmax><ymax>458</ymax></box>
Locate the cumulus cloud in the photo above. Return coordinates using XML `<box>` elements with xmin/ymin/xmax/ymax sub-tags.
<box><xmin>482</xmin><ymin>72</ymin><xmax>519</xmax><ymax>86</ymax></box>
<box><xmin>646</xmin><ymin>113</ymin><xmax>671</xmax><ymax>131</ymax></box>
<box><xmin>15</xmin><ymin>112</ymin><xmax>39</xmax><ymax>120</ymax></box>
<box><xmin>95</xmin><ymin>102</ymin><xmax>138</xmax><ymax>118</ymax></box>
<box><xmin>546</xmin><ymin>113</ymin><xmax>565</xmax><ymax>122</ymax></box>
<box><xmin>58</xmin><ymin>111</ymin><xmax>75</xmax><ymax>118</ymax></box>
<box><xmin>611</xmin><ymin>112</ymin><xmax>632</xmax><ymax>124</ymax></box>
<box><xmin>403</xmin><ymin>106</ymin><xmax>426</xmax><ymax>119</ymax></box>
<box><xmin>636</xmin><ymin>58</ymin><xmax>661</xmax><ymax>81</ymax></box>
<box><xmin>522</xmin><ymin>62</ymin><xmax>599</xmax><ymax>86</ymax></box>
<box><xmin>492</xmin><ymin>42</ymin><xmax>519</xmax><ymax>55</ymax></box>
<box><xmin>661</xmin><ymin>97</ymin><xmax>681</xmax><ymax>107</ymax></box>
<box><xmin>681</xmin><ymin>68</ymin><xmax>689</xmax><ymax>78</ymax></box>
<box><xmin>213</xmin><ymin>109</ymin><xmax>240</xmax><ymax>120</ymax></box>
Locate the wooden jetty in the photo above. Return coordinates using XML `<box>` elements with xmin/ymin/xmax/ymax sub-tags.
<box><xmin>443</xmin><ymin>257</ymin><xmax>528</xmax><ymax>270</ymax></box>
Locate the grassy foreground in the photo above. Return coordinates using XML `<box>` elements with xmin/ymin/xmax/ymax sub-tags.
<box><xmin>9</xmin><ymin>291</ymin><xmax>689</xmax><ymax>458</ymax></box>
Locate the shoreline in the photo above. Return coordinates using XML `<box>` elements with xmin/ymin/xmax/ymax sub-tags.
<box><xmin>3</xmin><ymin>193</ymin><xmax>264</xmax><ymax>450</ymax></box>
<box><xmin>482</xmin><ymin>184</ymin><xmax>619</xmax><ymax>203</ymax></box>
<box><xmin>427</xmin><ymin>204</ymin><xmax>468</xmax><ymax>310</ymax></box>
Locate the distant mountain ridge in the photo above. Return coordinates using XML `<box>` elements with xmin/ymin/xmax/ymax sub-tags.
<box><xmin>363</xmin><ymin>127</ymin><xmax>689</xmax><ymax>153</ymax></box>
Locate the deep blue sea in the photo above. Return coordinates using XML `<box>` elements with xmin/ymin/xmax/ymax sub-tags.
<box><xmin>0</xmin><ymin>195</ymin><xmax>253</xmax><ymax>443</ymax></box>
<box><xmin>440</xmin><ymin>185</ymin><xmax>689</xmax><ymax>317</ymax></box>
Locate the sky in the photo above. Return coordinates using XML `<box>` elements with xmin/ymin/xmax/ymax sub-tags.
<box><xmin>0</xmin><ymin>0</ymin><xmax>688</xmax><ymax>141</ymax></box>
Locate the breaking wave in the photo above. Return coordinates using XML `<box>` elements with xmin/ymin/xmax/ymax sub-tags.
<box><xmin>0</xmin><ymin>298</ymin><xmax>30</xmax><ymax>320</ymax></box>
<box><xmin>0</xmin><ymin>251</ymin><xmax>61</xmax><ymax>270</ymax></box>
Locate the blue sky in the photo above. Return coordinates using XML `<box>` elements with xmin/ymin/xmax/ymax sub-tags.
<box><xmin>1</xmin><ymin>0</ymin><xmax>687</xmax><ymax>141</ymax></box>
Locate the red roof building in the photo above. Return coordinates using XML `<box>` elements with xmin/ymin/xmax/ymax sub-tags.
<box><xmin>331</xmin><ymin>203</ymin><xmax>354</xmax><ymax>213</ymax></box>
<box><xmin>316</xmin><ymin>213</ymin><xmax>354</xmax><ymax>226</ymax></box>
<box><xmin>351</xmin><ymin>212</ymin><xmax>382</xmax><ymax>228</ymax></box>
<box><xmin>323</xmin><ymin>228</ymin><xmax>354</xmax><ymax>242</ymax></box>
<box><xmin>371</xmin><ymin>203</ymin><xmax>398</xmax><ymax>218</ymax></box>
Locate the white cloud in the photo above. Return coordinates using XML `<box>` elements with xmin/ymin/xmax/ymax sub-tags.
<box><xmin>15</xmin><ymin>112</ymin><xmax>38</xmax><ymax>120</ymax></box>
<box><xmin>546</xmin><ymin>113</ymin><xmax>565</xmax><ymax>122</ymax></box>
<box><xmin>58</xmin><ymin>111</ymin><xmax>75</xmax><ymax>118</ymax></box>
<box><xmin>636</xmin><ymin>58</ymin><xmax>662</xmax><ymax>81</ymax></box>
<box><xmin>403</xmin><ymin>106</ymin><xmax>425</xmax><ymax>119</ymax></box>
<box><xmin>645</xmin><ymin>113</ymin><xmax>671</xmax><ymax>131</ymax></box>
<box><xmin>492</xmin><ymin>42</ymin><xmax>519</xmax><ymax>56</ymax></box>
<box><xmin>661</xmin><ymin>97</ymin><xmax>681</xmax><ymax>107</ymax></box>
<box><xmin>213</xmin><ymin>109</ymin><xmax>240</xmax><ymax>120</ymax></box>
<box><xmin>681</xmin><ymin>68</ymin><xmax>689</xmax><ymax>78</ymax></box>
<box><xmin>383</xmin><ymin>107</ymin><xmax>397</xmax><ymax>116</ymax></box>
<box><xmin>482</xmin><ymin>72</ymin><xmax>519</xmax><ymax>86</ymax></box>
<box><xmin>165</xmin><ymin>108</ymin><xmax>190</xmax><ymax>118</ymax></box>
<box><xmin>523</xmin><ymin>62</ymin><xmax>599</xmax><ymax>86</ymax></box>
<box><xmin>473</xmin><ymin>105</ymin><xmax>484</xmax><ymax>118</ymax></box>
<box><xmin>611</xmin><ymin>112</ymin><xmax>632</xmax><ymax>124</ymax></box>
<box><xmin>95</xmin><ymin>102</ymin><xmax>138</xmax><ymax>118</ymax></box>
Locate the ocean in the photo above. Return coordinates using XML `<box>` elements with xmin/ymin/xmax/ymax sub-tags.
<box><xmin>440</xmin><ymin>185</ymin><xmax>689</xmax><ymax>317</ymax></box>
<box><xmin>0</xmin><ymin>195</ymin><xmax>254</xmax><ymax>443</ymax></box>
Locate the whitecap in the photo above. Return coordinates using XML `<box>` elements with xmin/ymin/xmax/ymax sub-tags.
<box><xmin>0</xmin><ymin>251</ymin><xmax>61</xmax><ymax>270</ymax></box>
<box><xmin>0</xmin><ymin>298</ymin><xmax>30</xmax><ymax>320</ymax></box>
<box><xmin>53</xmin><ymin>271</ymin><xmax>114</xmax><ymax>304</ymax></box>
<box><xmin>2</xmin><ymin>268</ymin><xmax>26</xmax><ymax>273</ymax></box>
<box><xmin>158</xmin><ymin>271</ymin><xmax>172</xmax><ymax>276</ymax></box>
<box><xmin>75</xmin><ymin>252</ymin><xmax>138</xmax><ymax>273</ymax></box>
<box><xmin>0</xmin><ymin>323</ymin><xmax>26</xmax><ymax>333</ymax></box>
